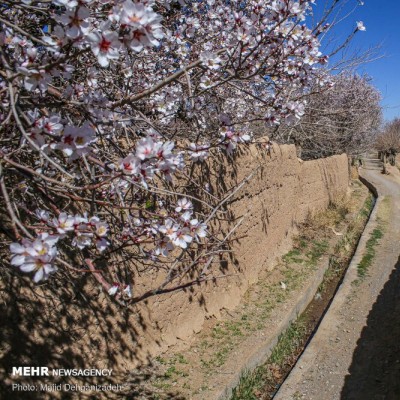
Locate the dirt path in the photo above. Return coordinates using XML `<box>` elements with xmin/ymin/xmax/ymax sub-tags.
<box><xmin>274</xmin><ymin>156</ymin><xmax>400</xmax><ymax>400</ymax></box>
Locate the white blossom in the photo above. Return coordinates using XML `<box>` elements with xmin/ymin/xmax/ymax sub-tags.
<box><xmin>96</xmin><ymin>238</ymin><xmax>109</xmax><ymax>252</ymax></box>
<box><xmin>356</xmin><ymin>21</ymin><xmax>366</xmax><ymax>31</ymax></box>
<box><xmin>175</xmin><ymin>198</ymin><xmax>193</xmax><ymax>213</ymax></box>
<box><xmin>18</xmin><ymin>68</ymin><xmax>51</xmax><ymax>92</ymax></box>
<box><xmin>191</xmin><ymin>220</ymin><xmax>207</xmax><ymax>239</ymax></box>
<box><xmin>108</xmin><ymin>283</ymin><xmax>119</xmax><ymax>296</ymax></box>
<box><xmin>95</xmin><ymin>221</ymin><xmax>108</xmax><ymax>237</ymax></box>
<box><xmin>136</xmin><ymin>137</ymin><xmax>156</xmax><ymax>160</ymax></box>
<box><xmin>200</xmin><ymin>51</ymin><xmax>222</xmax><ymax>70</ymax></box>
<box><xmin>41</xmin><ymin>115</ymin><xmax>63</xmax><ymax>136</ymax></box>
<box><xmin>159</xmin><ymin>219</ymin><xmax>179</xmax><ymax>241</ymax></box>
<box><xmin>57</xmin><ymin>7</ymin><xmax>90</xmax><ymax>39</ymax></box>
<box><xmin>10</xmin><ymin>233</ymin><xmax>59</xmax><ymax>282</ymax></box>
<box><xmin>52</xmin><ymin>212</ymin><xmax>75</xmax><ymax>235</ymax></box>
<box><xmin>72</xmin><ymin>233</ymin><xmax>93</xmax><ymax>249</ymax></box>
<box><xmin>35</xmin><ymin>209</ymin><xmax>50</xmax><ymax>222</ymax></box>
<box><xmin>155</xmin><ymin>237</ymin><xmax>174</xmax><ymax>257</ymax></box>
<box><xmin>188</xmin><ymin>143</ymin><xmax>209</xmax><ymax>162</ymax></box>
<box><xmin>123</xmin><ymin>284</ymin><xmax>132</xmax><ymax>298</ymax></box>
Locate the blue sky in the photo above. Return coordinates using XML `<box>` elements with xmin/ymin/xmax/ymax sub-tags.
<box><xmin>314</xmin><ymin>0</ymin><xmax>400</xmax><ymax>121</ymax></box>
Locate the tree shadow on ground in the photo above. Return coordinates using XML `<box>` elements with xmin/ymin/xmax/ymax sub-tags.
<box><xmin>0</xmin><ymin>271</ymin><xmax>185</xmax><ymax>400</ymax></box>
<box><xmin>341</xmin><ymin>255</ymin><xmax>400</xmax><ymax>400</ymax></box>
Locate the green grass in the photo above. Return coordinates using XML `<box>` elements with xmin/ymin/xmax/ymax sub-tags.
<box><xmin>153</xmin><ymin>353</ymin><xmax>190</xmax><ymax>387</ymax></box>
<box><xmin>355</xmin><ymin>196</ymin><xmax>390</xmax><ymax>280</ymax></box>
<box><xmin>206</xmin><ymin>197</ymin><xmax>356</xmax><ymax>374</ymax></box>
<box><xmin>282</xmin><ymin>240</ymin><xmax>328</xmax><ymax>268</ymax></box>
<box><xmin>212</xmin><ymin>321</ymin><xmax>245</xmax><ymax>339</ymax></box>
<box><xmin>269</xmin><ymin>320</ymin><xmax>307</xmax><ymax>364</ymax></box>
<box><xmin>357</xmin><ymin>226</ymin><xmax>383</xmax><ymax>278</ymax></box>
<box><xmin>230</xmin><ymin>319</ymin><xmax>308</xmax><ymax>400</ymax></box>
<box><xmin>201</xmin><ymin>320</ymin><xmax>249</xmax><ymax>368</ymax></box>
<box><xmin>360</xmin><ymin>195</ymin><xmax>374</xmax><ymax>218</ymax></box>
<box><xmin>282</xmin><ymin>248</ymin><xmax>304</xmax><ymax>264</ymax></box>
<box><xmin>306</xmin><ymin>240</ymin><xmax>329</xmax><ymax>266</ymax></box>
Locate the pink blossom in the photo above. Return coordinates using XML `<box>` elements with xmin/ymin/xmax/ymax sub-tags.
<box><xmin>172</xmin><ymin>228</ymin><xmax>193</xmax><ymax>249</ymax></box>
<box><xmin>136</xmin><ymin>137</ymin><xmax>156</xmax><ymax>160</ymax></box>
<box><xmin>87</xmin><ymin>29</ymin><xmax>121</xmax><ymax>68</ymax></box>
<box><xmin>121</xmin><ymin>0</ymin><xmax>164</xmax><ymax>52</ymax></box>
<box><xmin>119</xmin><ymin>154</ymin><xmax>140</xmax><ymax>175</ymax></box>
<box><xmin>54</xmin><ymin>123</ymin><xmax>96</xmax><ymax>158</ymax></box>
<box><xmin>41</xmin><ymin>115</ymin><xmax>63</xmax><ymax>136</ymax></box>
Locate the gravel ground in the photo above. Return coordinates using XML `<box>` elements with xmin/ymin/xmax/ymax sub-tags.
<box><xmin>274</xmin><ymin>157</ymin><xmax>400</xmax><ymax>400</ymax></box>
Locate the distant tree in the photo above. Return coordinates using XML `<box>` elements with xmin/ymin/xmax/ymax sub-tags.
<box><xmin>271</xmin><ymin>73</ymin><xmax>382</xmax><ymax>160</ymax></box>
<box><xmin>375</xmin><ymin>118</ymin><xmax>400</xmax><ymax>167</ymax></box>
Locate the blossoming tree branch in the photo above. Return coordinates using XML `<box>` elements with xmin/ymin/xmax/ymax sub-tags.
<box><xmin>0</xmin><ymin>0</ymin><xmax>365</xmax><ymax>303</ymax></box>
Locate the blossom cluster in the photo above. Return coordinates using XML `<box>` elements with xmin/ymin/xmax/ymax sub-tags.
<box><xmin>157</xmin><ymin>198</ymin><xmax>207</xmax><ymax>254</ymax></box>
<box><xmin>27</xmin><ymin>111</ymin><xmax>96</xmax><ymax>160</ymax></box>
<box><xmin>10</xmin><ymin>211</ymin><xmax>110</xmax><ymax>282</ymax></box>
<box><xmin>1</xmin><ymin>0</ymin><xmax>330</xmax><ymax>127</ymax></box>
<box><xmin>111</xmin><ymin>197</ymin><xmax>207</xmax><ymax>256</ymax></box>
<box><xmin>118</xmin><ymin>132</ymin><xmax>184</xmax><ymax>186</ymax></box>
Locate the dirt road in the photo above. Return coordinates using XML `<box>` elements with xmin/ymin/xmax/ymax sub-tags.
<box><xmin>274</xmin><ymin>157</ymin><xmax>400</xmax><ymax>400</ymax></box>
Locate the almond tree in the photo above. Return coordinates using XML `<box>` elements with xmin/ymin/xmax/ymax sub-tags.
<box><xmin>0</xmin><ymin>0</ymin><xmax>367</xmax><ymax>304</ymax></box>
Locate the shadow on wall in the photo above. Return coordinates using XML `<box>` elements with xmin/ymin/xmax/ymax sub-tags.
<box><xmin>0</xmin><ymin>148</ymin><xmax>261</xmax><ymax>400</ymax></box>
<box><xmin>0</xmin><ymin>147</ymin><xmax>255</xmax><ymax>400</ymax></box>
<box><xmin>341</xmin><ymin>254</ymin><xmax>400</xmax><ymax>400</ymax></box>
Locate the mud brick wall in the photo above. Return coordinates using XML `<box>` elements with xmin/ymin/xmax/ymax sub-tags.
<box><xmin>144</xmin><ymin>144</ymin><xmax>349</xmax><ymax>355</ymax></box>
<box><xmin>1</xmin><ymin>143</ymin><xmax>349</xmax><ymax>391</ymax></box>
